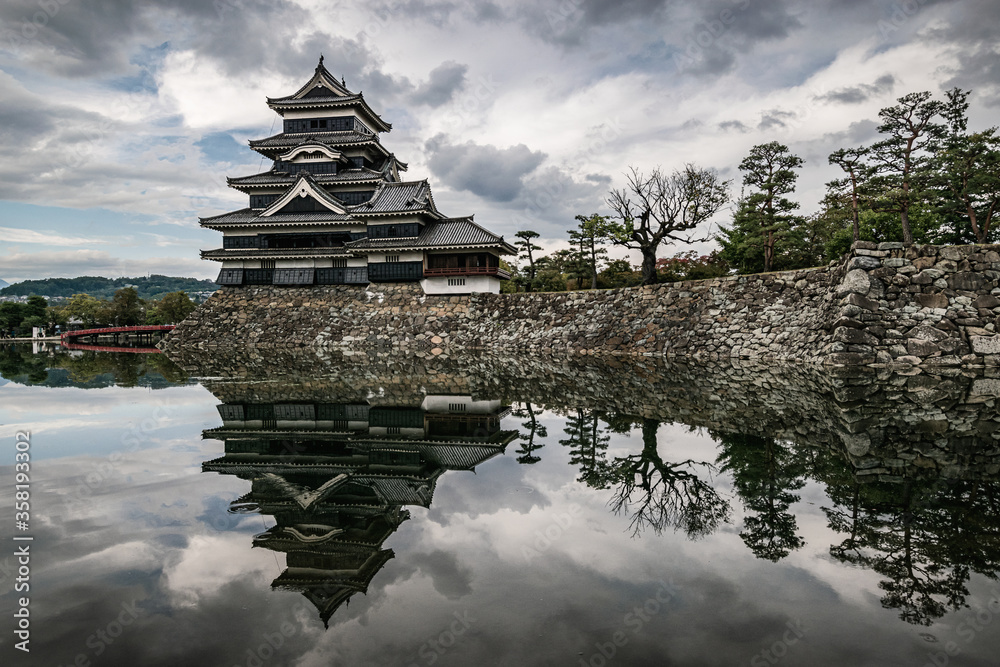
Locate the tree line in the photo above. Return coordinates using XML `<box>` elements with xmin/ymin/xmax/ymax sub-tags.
<box><xmin>0</xmin><ymin>288</ymin><xmax>197</xmax><ymax>337</ymax></box>
<box><xmin>504</xmin><ymin>87</ymin><xmax>1000</xmax><ymax>291</ymax></box>
<box><xmin>0</xmin><ymin>275</ymin><xmax>217</xmax><ymax>299</ymax></box>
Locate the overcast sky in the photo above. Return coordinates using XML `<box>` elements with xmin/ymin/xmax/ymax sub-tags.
<box><xmin>0</xmin><ymin>0</ymin><xmax>998</xmax><ymax>283</ymax></box>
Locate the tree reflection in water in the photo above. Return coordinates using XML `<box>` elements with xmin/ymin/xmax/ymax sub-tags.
<box><xmin>820</xmin><ymin>471</ymin><xmax>1000</xmax><ymax>626</ymax></box>
<box><xmin>511</xmin><ymin>402</ymin><xmax>547</xmax><ymax>464</ymax></box>
<box><xmin>564</xmin><ymin>412</ymin><xmax>730</xmax><ymax>538</ymax></box>
<box><xmin>714</xmin><ymin>432</ymin><xmax>807</xmax><ymax>562</ymax></box>
<box><xmin>0</xmin><ymin>343</ymin><xmax>187</xmax><ymax>387</ymax></box>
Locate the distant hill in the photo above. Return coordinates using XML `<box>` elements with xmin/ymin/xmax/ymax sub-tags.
<box><xmin>0</xmin><ymin>279</ymin><xmax>8</xmax><ymax>289</ymax></box>
<box><xmin>0</xmin><ymin>275</ymin><xmax>217</xmax><ymax>300</ymax></box>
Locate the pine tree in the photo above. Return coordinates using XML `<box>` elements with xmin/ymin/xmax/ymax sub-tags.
<box><xmin>717</xmin><ymin>142</ymin><xmax>804</xmax><ymax>273</ymax></box>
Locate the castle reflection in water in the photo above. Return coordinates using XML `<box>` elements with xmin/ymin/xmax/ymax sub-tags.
<box><xmin>200</xmin><ymin>376</ymin><xmax>515</xmax><ymax>627</ymax></box>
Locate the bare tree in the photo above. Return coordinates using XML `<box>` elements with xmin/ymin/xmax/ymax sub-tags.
<box><xmin>606</xmin><ymin>165</ymin><xmax>729</xmax><ymax>285</ymax></box>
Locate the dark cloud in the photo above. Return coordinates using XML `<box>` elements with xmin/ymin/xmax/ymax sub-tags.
<box><xmin>668</xmin><ymin>0</ymin><xmax>804</xmax><ymax>78</ymax></box>
<box><xmin>897</xmin><ymin>0</ymin><xmax>1000</xmax><ymax>104</ymax></box>
<box><xmin>0</xmin><ymin>0</ymin><xmax>413</xmax><ymax>106</ymax></box>
<box><xmin>0</xmin><ymin>0</ymin><xmax>219</xmax><ymax>77</ymax></box>
<box><xmin>410</xmin><ymin>61</ymin><xmax>468</xmax><ymax>108</ymax></box>
<box><xmin>814</xmin><ymin>73</ymin><xmax>896</xmax><ymax>104</ymax></box>
<box><xmin>721</xmin><ymin>0</ymin><xmax>802</xmax><ymax>42</ymax></box>
<box><xmin>513</xmin><ymin>0</ymin><xmax>672</xmax><ymax>48</ymax></box>
<box><xmin>758</xmin><ymin>108</ymin><xmax>797</xmax><ymax>130</ymax></box>
<box><xmin>425</xmin><ymin>134</ymin><xmax>546</xmax><ymax>202</ymax></box>
<box><xmin>719</xmin><ymin>120</ymin><xmax>750</xmax><ymax>133</ymax></box>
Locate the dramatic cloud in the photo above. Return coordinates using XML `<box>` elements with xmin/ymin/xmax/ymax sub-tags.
<box><xmin>410</xmin><ymin>61</ymin><xmax>468</xmax><ymax>107</ymax></box>
<box><xmin>425</xmin><ymin>135</ymin><xmax>546</xmax><ymax>202</ymax></box>
<box><xmin>1</xmin><ymin>0</ymin><xmax>1000</xmax><ymax>278</ymax></box>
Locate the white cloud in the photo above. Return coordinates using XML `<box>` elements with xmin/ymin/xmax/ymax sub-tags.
<box><xmin>0</xmin><ymin>225</ymin><xmax>108</xmax><ymax>246</ymax></box>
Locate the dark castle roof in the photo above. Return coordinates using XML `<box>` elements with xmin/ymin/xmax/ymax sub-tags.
<box><xmin>199</xmin><ymin>208</ymin><xmax>354</xmax><ymax>229</ymax></box>
<box><xmin>249</xmin><ymin>130</ymin><xmax>383</xmax><ymax>152</ymax></box>
<box><xmin>227</xmin><ymin>168</ymin><xmax>386</xmax><ymax>189</ymax></box>
<box><xmin>348</xmin><ymin>217</ymin><xmax>517</xmax><ymax>254</ymax></box>
<box><xmin>201</xmin><ymin>247</ymin><xmax>352</xmax><ymax>261</ymax></box>
<box><xmin>350</xmin><ymin>180</ymin><xmax>439</xmax><ymax>217</ymax></box>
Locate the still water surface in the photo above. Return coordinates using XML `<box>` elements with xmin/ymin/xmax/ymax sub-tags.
<box><xmin>1</xmin><ymin>345</ymin><xmax>999</xmax><ymax>667</ymax></box>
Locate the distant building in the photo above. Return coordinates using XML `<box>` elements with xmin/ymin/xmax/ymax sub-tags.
<box><xmin>201</xmin><ymin>56</ymin><xmax>515</xmax><ymax>295</ymax></box>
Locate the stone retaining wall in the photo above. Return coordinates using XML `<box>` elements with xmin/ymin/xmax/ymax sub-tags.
<box><xmin>164</xmin><ymin>242</ymin><xmax>1000</xmax><ymax>366</ymax></box>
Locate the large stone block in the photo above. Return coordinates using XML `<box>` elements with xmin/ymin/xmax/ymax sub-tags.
<box><xmin>838</xmin><ymin>269</ymin><xmax>871</xmax><ymax>295</ymax></box>
<box><xmin>971</xmin><ymin>336</ymin><xmax>1000</xmax><ymax>354</ymax></box>
<box><xmin>939</xmin><ymin>246</ymin><xmax>967</xmax><ymax>261</ymax></box>
<box><xmin>848</xmin><ymin>256</ymin><xmax>882</xmax><ymax>271</ymax></box>
<box><xmin>974</xmin><ymin>294</ymin><xmax>1000</xmax><ymax>309</ymax></box>
<box><xmin>907</xmin><ymin>338</ymin><xmax>941</xmax><ymax>357</ymax></box>
<box><xmin>915</xmin><ymin>293</ymin><xmax>949</xmax><ymax>309</ymax></box>
<box><xmin>834</xmin><ymin>327</ymin><xmax>879</xmax><ymax>346</ymax></box>
<box><xmin>845</xmin><ymin>292</ymin><xmax>880</xmax><ymax>311</ymax></box>
<box><xmin>948</xmin><ymin>272</ymin><xmax>985</xmax><ymax>291</ymax></box>
<box><xmin>912</xmin><ymin>269</ymin><xmax>944</xmax><ymax>284</ymax></box>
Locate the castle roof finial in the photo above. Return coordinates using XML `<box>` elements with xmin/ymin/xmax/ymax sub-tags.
<box><xmin>318</xmin><ymin>54</ymin><xmax>324</xmax><ymax>67</ymax></box>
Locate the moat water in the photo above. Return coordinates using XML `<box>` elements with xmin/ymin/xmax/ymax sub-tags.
<box><xmin>2</xmin><ymin>344</ymin><xmax>1000</xmax><ymax>667</ymax></box>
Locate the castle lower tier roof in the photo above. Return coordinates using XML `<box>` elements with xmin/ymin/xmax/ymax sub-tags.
<box><xmin>201</xmin><ymin>247</ymin><xmax>352</xmax><ymax>261</ymax></box>
<box><xmin>348</xmin><ymin>218</ymin><xmax>516</xmax><ymax>254</ymax></box>
<box><xmin>199</xmin><ymin>208</ymin><xmax>355</xmax><ymax>229</ymax></box>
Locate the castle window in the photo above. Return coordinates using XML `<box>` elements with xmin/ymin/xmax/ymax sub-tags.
<box><xmin>272</xmin><ymin>268</ymin><xmax>316</xmax><ymax>285</ymax></box>
<box><xmin>448</xmin><ymin>278</ymin><xmax>466</xmax><ymax>287</ymax></box>
<box><xmin>331</xmin><ymin>258</ymin><xmax>347</xmax><ymax>268</ymax></box>
<box><xmin>217</xmin><ymin>268</ymin><xmax>244</xmax><ymax>285</ymax></box>
<box><xmin>385</xmin><ymin>255</ymin><xmax>400</xmax><ymax>263</ymax></box>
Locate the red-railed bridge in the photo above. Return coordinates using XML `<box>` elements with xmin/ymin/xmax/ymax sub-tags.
<box><xmin>61</xmin><ymin>325</ymin><xmax>174</xmax><ymax>347</ymax></box>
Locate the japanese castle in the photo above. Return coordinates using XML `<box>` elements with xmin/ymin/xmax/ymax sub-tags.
<box><xmin>201</xmin><ymin>56</ymin><xmax>514</xmax><ymax>295</ymax></box>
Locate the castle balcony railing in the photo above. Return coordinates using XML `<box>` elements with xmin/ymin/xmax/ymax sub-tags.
<box><xmin>423</xmin><ymin>266</ymin><xmax>510</xmax><ymax>280</ymax></box>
